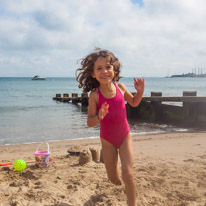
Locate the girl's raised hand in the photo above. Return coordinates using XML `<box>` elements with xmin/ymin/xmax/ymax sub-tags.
<box><xmin>134</xmin><ymin>78</ymin><xmax>145</xmax><ymax>94</ymax></box>
<box><xmin>98</xmin><ymin>102</ymin><xmax>109</xmax><ymax>121</ymax></box>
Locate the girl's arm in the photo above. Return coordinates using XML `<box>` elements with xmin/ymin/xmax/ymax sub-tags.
<box><xmin>118</xmin><ymin>78</ymin><xmax>145</xmax><ymax>107</ymax></box>
<box><xmin>87</xmin><ymin>91</ymin><xmax>99</xmax><ymax>127</ymax></box>
<box><xmin>87</xmin><ymin>91</ymin><xmax>109</xmax><ymax>127</ymax></box>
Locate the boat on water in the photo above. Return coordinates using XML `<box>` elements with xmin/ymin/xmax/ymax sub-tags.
<box><xmin>32</xmin><ymin>75</ymin><xmax>46</xmax><ymax>80</ymax></box>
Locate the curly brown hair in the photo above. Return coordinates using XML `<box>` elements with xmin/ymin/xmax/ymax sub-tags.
<box><xmin>76</xmin><ymin>48</ymin><xmax>121</xmax><ymax>93</ymax></box>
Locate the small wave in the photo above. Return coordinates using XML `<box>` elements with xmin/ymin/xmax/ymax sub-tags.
<box><xmin>0</xmin><ymin>105</ymin><xmax>51</xmax><ymax>112</ymax></box>
<box><xmin>131</xmin><ymin>131</ymin><xmax>166</xmax><ymax>136</ymax></box>
<box><xmin>0</xmin><ymin>136</ymin><xmax>100</xmax><ymax>146</ymax></box>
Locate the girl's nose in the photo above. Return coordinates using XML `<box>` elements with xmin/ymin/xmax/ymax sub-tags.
<box><xmin>102</xmin><ymin>68</ymin><xmax>108</xmax><ymax>73</ymax></box>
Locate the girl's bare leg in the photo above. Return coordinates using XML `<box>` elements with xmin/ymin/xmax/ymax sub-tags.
<box><xmin>119</xmin><ymin>134</ymin><xmax>136</xmax><ymax>206</ymax></box>
<box><xmin>101</xmin><ymin>138</ymin><xmax>122</xmax><ymax>185</ymax></box>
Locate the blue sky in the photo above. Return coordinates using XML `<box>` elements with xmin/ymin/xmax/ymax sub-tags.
<box><xmin>0</xmin><ymin>0</ymin><xmax>206</xmax><ymax>77</ymax></box>
<box><xmin>131</xmin><ymin>0</ymin><xmax>144</xmax><ymax>7</ymax></box>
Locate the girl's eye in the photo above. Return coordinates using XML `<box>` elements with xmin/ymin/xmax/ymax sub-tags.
<box><xmin>106</xmin><ymin>65</ymin><xmax>111</xmax><ymax>69</ymax></box>
<box><xmin>97</xmin><ymin>67</ymin><xmax>101</xmax><ymax>70</ymax></box>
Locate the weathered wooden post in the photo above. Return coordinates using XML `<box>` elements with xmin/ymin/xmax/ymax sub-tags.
<box><xmin>183</xmin><ymin>91</ymin><xmax>197</xmax><ymax>126</ymax></box>
<box><xmin>195</xmin><ymin>100</ymin><xmax>206</xmax><ymax>128</ymax></box>
<box><xmin>72</xmin><ymin>93</ymin><xmax>78</xmax><ymax>103</ymax></box>
<box><xmin>126</xmin><ymin>92</ymin><xmax>137</xmax><ymax>118</ymax></box>
<box><xmin>151</xmin><ymin>92</ymin><xmax>162</xmax><ymax>121</ymax></box>
<box><xmin>62</xmin><ymin>93</ymin><xmax>69</xmax><ymax>102</ymax></box>
<box><xmin>151</xmin><ymin>92</ymin><xmax>162</xmax><ymax>107</ymax></box>
<box><xmin>56</xmin><ymin>94</ymin><xmax>61</xmax><ymax>98</ymax></box>
<box><xmin>183</xmin><ymin>91</ymin><xmax>197</xmax><ymax>97</ymax></box>
<box><xmin>151</xmin><ymin>92</ymin><xmax>162</xmax><ymax>96</ymax></box>
<box><xmin>63</xmin><ymin>93</ymin><xmax>69</xmax><ymax>98</ymax></box>
<box><xmin>81</xmin><ymin>93</ymin><xmax>88</xmax><ymax>106</ymax></box>
<box><xmin>53</xmin><ymin>93</ymin><xmax>61</xmax><ymax>101</ymax></box>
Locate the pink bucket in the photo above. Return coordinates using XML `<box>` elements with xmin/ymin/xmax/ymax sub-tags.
<box><xmin>34</xmin><ymin>142</ymin><xmax>50</xmax><ymax>168</ymax></box>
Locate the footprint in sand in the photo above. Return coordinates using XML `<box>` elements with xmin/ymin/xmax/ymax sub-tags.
<box><xmin>50</xmin><ymin>203</ymin><xmax>72</xmax><ymax>206</ymax></box>
<box><xmin>21</xmin><ymin>170</ymin><xmax>38</xmax><ymax>180</ymax></box>
<box><xmin>183</xmin><ymin>159</ymin><xmax>194</xmax><ymax>162</ymax></box>
<box><xmin>9</xmin><ymin>182</ymin><xmax>18</xmax><ymax>187</ymax></box>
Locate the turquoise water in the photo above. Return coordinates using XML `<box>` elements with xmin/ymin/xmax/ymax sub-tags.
<box><xmin>0</xmin><ymin>77</ymin><xmax>205</xmax><ymax>145</ymax></box>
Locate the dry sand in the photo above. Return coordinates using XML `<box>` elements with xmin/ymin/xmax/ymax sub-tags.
<box><xmin>0</xmin><ymin>132</ymin><xmax>206</xmax><ymax>206</ymax></box>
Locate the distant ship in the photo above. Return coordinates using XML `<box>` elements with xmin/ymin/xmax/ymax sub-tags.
<box><xmin>32</xmin><ymin>75</ymin><xmax>46</xmax><ymax>80</ymax></box>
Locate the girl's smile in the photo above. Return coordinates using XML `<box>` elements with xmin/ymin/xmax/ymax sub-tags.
<box><xmin>92</xmin><ymin>57</ymin><xmax>115</xmax><ymax>84</ymax></box>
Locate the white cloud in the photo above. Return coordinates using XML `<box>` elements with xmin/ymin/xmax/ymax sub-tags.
<box><xmin>0</xmin><ymin>0</ymin><xmax>206</xmax><ymax>77</ymax></box>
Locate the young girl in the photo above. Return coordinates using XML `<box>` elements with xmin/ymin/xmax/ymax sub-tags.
<box><xmin>76</xmin><ymin>48</ymin><xmax>145</xmax><ymax>206</ymax></box>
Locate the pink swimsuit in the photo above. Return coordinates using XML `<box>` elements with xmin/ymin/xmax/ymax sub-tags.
<box><xmin>97</xmin><ymin>83</ymin><xmax>130</xmax><ymax>149</ymax></box>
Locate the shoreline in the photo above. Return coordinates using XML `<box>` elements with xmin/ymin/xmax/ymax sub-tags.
<box><xmin>0</xmin><ymin>136</ymin><xmax>100</xmax><ymax>147</ymax></box>
<box><xmin>0</xmin><ymin>125</ymin><xmax>194</xmax><ymax>146</ymax></box>
<box><xmin>0</xmin><ymin>131</ymin><xmax>204</xmax><ymax>162</ymax></box>
<box><xmin>1</xmin><ymin>132</ymin><xmax>206</xmax><ymax>205</ymax></box>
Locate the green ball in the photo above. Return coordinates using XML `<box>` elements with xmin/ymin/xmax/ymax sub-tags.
<box><xmin>14</xmin><ymin>159</ymin><xmax>27</xmax><ymax>171</ymax></box>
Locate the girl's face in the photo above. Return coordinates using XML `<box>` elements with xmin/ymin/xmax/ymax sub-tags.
<box><xmin>92</xmin><ymin>56</ymin><xmax>115</xmax><ymax>85</ymax></box>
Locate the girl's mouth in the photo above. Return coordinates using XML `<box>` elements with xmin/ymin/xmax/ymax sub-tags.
<box><xmin>101</xmin><ymin>75</ymin><xmax>110</xmax><ymax>79</ymax></box>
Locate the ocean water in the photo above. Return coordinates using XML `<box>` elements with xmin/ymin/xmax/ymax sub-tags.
<box><xmin>0</xmin><ymin>77</ymin><xmax>205</xmax><ymax>145</ymax></box>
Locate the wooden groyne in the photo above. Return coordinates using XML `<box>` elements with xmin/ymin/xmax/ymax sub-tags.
<box><xmin>53</xmin><ymin>93</ymin><xmax>89</xmax><ymax>106</ymax></box>
<box><xmin>127</xmin><ymin>91</ymin><xmax>206</xmax><ymax>128</ymax></box>
<box><xmin>53</xmin><ymin>91</ymin><xmax>206</xmax><ymax>128</ymax></box>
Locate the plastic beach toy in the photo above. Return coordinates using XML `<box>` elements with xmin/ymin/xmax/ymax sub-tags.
<box><xmin>34</xmin><ymin>142</ymin><xmax>50</xmax><ymax>168</ymax></box>
<box><xmin>14</xmin><ymin>159</ymin><xmax>27</xmax><ymax>171</ymax></box>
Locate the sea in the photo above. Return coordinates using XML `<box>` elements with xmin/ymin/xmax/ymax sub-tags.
<box><xmin>0</xmin><ymin>77</ymin><xmax>205</xmax><ymax>145</ymax></box>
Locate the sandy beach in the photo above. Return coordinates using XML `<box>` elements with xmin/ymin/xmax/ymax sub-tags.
<box><xmin>0</xmin><ymin>132</ymin><xmax>206</xmax><ymax>206</ymax></box>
